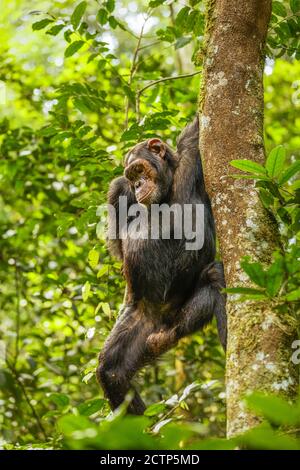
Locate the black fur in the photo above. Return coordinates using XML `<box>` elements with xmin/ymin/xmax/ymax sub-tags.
<box><xmin>97</xmin><ymin>116</ymin><xmax>227</xmax><ymax>414</ymax></box>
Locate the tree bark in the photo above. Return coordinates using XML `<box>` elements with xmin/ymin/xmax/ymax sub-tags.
<box><xmin>199</xmin><ymin>0</ymin><xmax>298</xmax><ymax>437</ymax></box>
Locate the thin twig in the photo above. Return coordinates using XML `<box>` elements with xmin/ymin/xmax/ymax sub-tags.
<box><xmin>6</xmin><ymin>360</ymin><xmax>47</xmax><ymax>440</ymax></box>
<box><xmin>135</xmin><ymin>71</ymin><xmax>201</xmax><ymax>121</ymax></box>
<box><xmin>169</xmin><ymin>3</ymin><xmax>183</xmax><ymax>74</ymax></box>
<box><xmin>139</xmin><ymin>70</ymin><xmax>201</xmax><ymax>94</ymax></box>
<box><xmin>137</xmin><ymin>40</ymin><xmax>162</xmax><ymax>51</ymax></box>
<box><xmin>150</xmin><ymin>403</ymin><xmax>180</xmax><ymax>432</ymax></box>
<box><xmin>13</xmin><ymin>265</ymin><xmax>21</xmax><ymax>368</ymax></box>
<box><xmin>124</xmin><ymin>15</ymin><xmax>150</xmax><ymax>129</ymax></box>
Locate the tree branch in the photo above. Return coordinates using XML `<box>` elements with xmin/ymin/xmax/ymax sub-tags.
<box><xmin>124</xmin><ymin>15</ymin><xmax>150</xmax><ymax>129</ymax></box>
<box><xmin>135</xmin><ymin>71</ymin><xmax>201</xmax><ymax>121</ymax></box>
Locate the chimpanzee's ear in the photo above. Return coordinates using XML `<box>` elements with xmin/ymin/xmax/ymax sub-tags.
<box><xmin>148</xmin><ymin>138</ymin><xmax>166</xmax><ymax>158</ymax></box>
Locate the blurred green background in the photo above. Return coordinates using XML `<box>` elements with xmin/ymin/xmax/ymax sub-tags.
<box><xmin>0</xmin><ymin>0</ymin><xmax>299</xmax><ymax>450</ymax></box>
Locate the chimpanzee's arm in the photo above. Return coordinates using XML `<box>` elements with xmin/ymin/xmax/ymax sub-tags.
<box><xmin>172</xmin><ymin>115</ymin><xmax>206</xmax><ymax>202</ymax></box>
<box><xmin>107</xmin><ymin>176</ymin><xmax>135</xmax><ymax>259</ymax></box>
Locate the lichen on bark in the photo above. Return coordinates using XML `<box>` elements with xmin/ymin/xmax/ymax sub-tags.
<box><xmin>198</xmin><ymin>0</ymin><xmax>298</xmax><ymax>437</ymax></box>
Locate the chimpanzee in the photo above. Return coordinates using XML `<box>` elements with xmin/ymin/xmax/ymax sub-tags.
<box><xmin>96</xmin><ymin>116</ymin><xmax>226</xmax><ymax>414</ymax></box>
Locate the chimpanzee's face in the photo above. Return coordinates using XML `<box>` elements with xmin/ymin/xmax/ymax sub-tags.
<box><xmin>124</xmin><ymin>139</ymin><xmax>175</xmax><ymax>206</ymax></box>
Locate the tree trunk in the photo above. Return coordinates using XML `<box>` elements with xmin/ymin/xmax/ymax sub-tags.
<box><xmin>199</xmin><ymin>0</ymin><xmax>298</xmax><ymax>437</ymax></box>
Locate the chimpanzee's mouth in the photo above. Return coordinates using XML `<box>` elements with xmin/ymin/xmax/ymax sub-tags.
<box><xmin>136</xmin><ymin>187</ymin><xmax>153</xmax><ymax>204</ymax></box>
<box><xmin>134</xmin><ymin>177</ymin><xmax>146</xmax><ymax>194</ymax></box>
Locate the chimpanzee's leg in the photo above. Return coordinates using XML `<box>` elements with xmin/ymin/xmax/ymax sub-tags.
<box><xmin>96</xmin><ymin>305</ymin><xmax>155</xmax><ymax>414</ymax></box>
<box><xmin>146</xmin><ymin>262</ymin><xmax>227</xmax><ymax>352</ymax></box>
<box><xmin>97</xmin><ymin>263</ymin><xmax>226</xmax><ymax>414</ymax></box>
<box><xmin>176</xmin><ymin>261</ymin><xmax>227</xmax><ymax>350</ymax></box>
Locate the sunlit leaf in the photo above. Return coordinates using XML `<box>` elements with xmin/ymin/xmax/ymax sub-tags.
<box><xmin>32</xmin><ymin>18</ymin><xmax>53</xmax><ymax>30</ymax></box>
<box><xmin>240</xmin><ymin>260</ymin><xmax>267</xmax><ymax>287</ymax></box>
<box><xmin>144</xmin><ymin>402</ymin><xmax>167</xmax><ymax>416</ymax></box>
<box><xmin>245</xmin><ymin>393</ymin><xmax>300</xmax><ymax>427</ymax></box>
<box><xmin>71</xmin><ymin>1</ymin><xmax>87</xmax><ymax>30</ymax></box>
<box><xmin>175</xmin><ymin>37</ymin><xmax>192</xmax><ymax>49</ymax></box>
<box><xmin>64</xmin><ymin>40</ymin><xmax>85</xmax><ymax>57</ymax></box>
<box><xmin>278</xmin><ymin>161</ymin><xmax>300</xmax><ymax>185</ymax></box>
<box><xmin>266</xmin><ymin>145</ymin><xmax>286</xmax><ymax>177</ymax></box>
<box><xmin>97</xmin><ymin>8</ymin><xmax>108</xmax><ymax>25</ymax></box>
<box><xmin>290</xmin><ymin>0</ymin><xmax>300</xmax><ymax>13</ymax></box>
<box><xmin>272</xmin><ymin>1</ymin><xmax>287</xmax><ymax>17</ymax></box>
<box><xmin>82</xmin><ymin>372</ymin><xmax>95</xmax><ymax>384</ymax></box>
<box><xmin>48</xmin><ymin>393</ymin><xmax>70</xmax><ymax>409</ymax></box>
<box><xmin>88</xmin><ymin>249</ymin><xmax>100</xmax><ymax>269</ymax></box>
<box><xmin>82</xmin><ymin>281</ymin><xmax>91</xmax><ymax>301</ymax></box>
<box><xmin>230</xmin><ymin>160</ymin><xmax>267</xmax><ymax>175</ymax></box>
<box><xmin>77</xmin><ymin>399</ymin><xmax>106</xmax><ymax>416</ymax></box>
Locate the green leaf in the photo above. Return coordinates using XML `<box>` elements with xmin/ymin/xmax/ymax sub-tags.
<box><xmin>156</xmin><ymin>26</ymin><xmax>176</xmax><ymax>43</ymax></box>
<box><xmin>97</xmin><ymin>8</ymin><xmax>108</xmax><ymax>25</ymax></box>
<box><xmin>46</xmin><ymin>24</ymin><xmax>65</xmax><ymax>36</ymax></box>
<box><xmin>290</xmin><ymin>0</ymin><xmax>300</xmax><ymax>13</ymax></box>
<box><xmin>278</xmin><ymin>161</ymin><xmax>300</xmax><ymax>185</ymax></box>
<box><xmin>245</xmin><ymin>393</ymin><xmax>300</xmax><ymax>427</ymax></box>
<box><xmin>259</xmin><ymin>188</ymin><xmax>274</xmax><ymax>208</ymax></box>
<box><xmin>230</xmin><ymin>160</ymin><xmax>267</xmax><ymax>175</ymax></box>
<box><xmin>175</xmin><ymin>7</ymin><xmax>191</xmax><ymax>28</ymax></box>
<box><xmin>272</xmin><ymin>1</ymin><xmax>287</xmax><ymax>16</ymax></box>
<box><xmin>48</xmin><ymin>393</ymin><xmax>70</xmax><ymax>408</ymax></box>
<box><xmin>266</xmin><ymin>259</ymin><xmax>284</xmax><ymax>297</ymax></box>
<box><xmin>106</xmin><ymin>0</ymin><xmax>115</xmax><ymax>12</ymax></box>
<box><xmin>64</xmin><ymin>29</ymin><xmax>73</xmax><ymax>43</ymax></box>
<box><xmin>58</xmin><ymin>414</ymin><xmax>95</xmax><ymax>435</ymax></box>
<box><xmin>57</xmin><ymin>217</ymin><xmax>74</xmax><ymax>236</ymax></box>
<box><xmin>82</xmin><ymin>281</ymin><xmax>91</xmax><ymax>301</ymax></box>
<box><xmin>225</xmin><ymin>287</ymin><xmax>266</xmax><ymax>296</ymax></box>
<box><xmin>88</xmin><ymin>249</ymin><xmax>99</xmax><ymax>269</ymax></box>
<box><xmin>39</xmin><ymin>126</ymin><xmax>58</xmax><ymax>137</ymax></box>
<box><xmin>239</xmin><ymin>422</ymin><xmax>300</xmax><ymax>450</ymax></box>
<box><xmin>101</xmin><ymin>302</ymin><xmax>111</xmax><ymax>317</ymax></box>
<box><xmin>188</xmin><ymin>438</ymin><xmax>237</xmax><ymax>450</ymax></box>
<box><xmin>240</xmin><ymin>261</ymin><xmax>266</xmax><ymax>288</ymax></box>
<box><xmin>277</xmin><ymin>22</ymin><xmax>291</xmax><ymax>39</ymax></box>
<box><xmin>144</xmin><ymin>402</ymin><xmax>167</xmax><ymax>416</ymax></box>
<box><xmin>149</xmin><ymin>0</ymin><xmax>167</xmax><ymax>6</ymax></box>
<box><xmin>108</xmin><ymin>16</ymin><xmax>118</xmax><ymax>29</ymax></box>
<box><xmin>0</xmin><ymin>118</ymin><xmax>9</xmax><ymax>134</ymax></box>
<box><xmin>185</xmin><ymin>9</ymin><xmax>199</xmax><ymax>33</ymax></box>
<box><xmin>71</xmin><ymin>1</ymin><xmax>87</xmax><ymax>30</ymax></box>
<box><xmin>64</xmin><ymin>40</ymin><xmax>85</xmax><ymax>57</ymax></box>
<box><xmin>121</xmin><ymin>125</ymin><xmax>141</xmax><ymax>142</ymax></box>
<box><xmin>32</xmin><ymin>18</ymin><xmax>53</xmax><ymax>31</ymax></box>
<box><xmin>193</xmin><ymin>11</ymin><xmax>204</xmax><ymax>36</ymax></box>
<box><xmin>266</xmin><ymin>145</ymin><xmax>286</xmax><ymax>178</ymax></box>
<box><xmin>175</xmin><ymin>36</ymin><xmax>192</xmax><ymax>49</ymax></box>
<box><xmin>82</xmin><ymin>372</ymin><xmax>94</xmax><ymax>384</ymax></box>
<box><xmin>285</xmin><ymin>288</ymin><xmax>300</xmax><ymax>301</ymax></box>
<box><xmin>77</xmin><ymin>398</ymin><xmax>105</xmax><ymax>416</ymax></box>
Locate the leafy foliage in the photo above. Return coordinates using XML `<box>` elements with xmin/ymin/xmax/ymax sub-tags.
<box><xmin>267</xmin><ymin>0</ymin><xmax>300</xmax><ymax>58</ymax></box>
<box><xmin>229</xmin><ymin>145</ymin><xmax>300</xmax><ymax>310</ymax></box>
<box><xmin>0</xmin><ymin>0</ymin><xmax>299</xmax><ymax>451</ymax></box>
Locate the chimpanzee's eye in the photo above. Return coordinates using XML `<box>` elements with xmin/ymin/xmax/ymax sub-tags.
<box><xmin>135</xmin><ymin>181</ymin><xmax>141</xmax><ymax>189</ymax></box>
